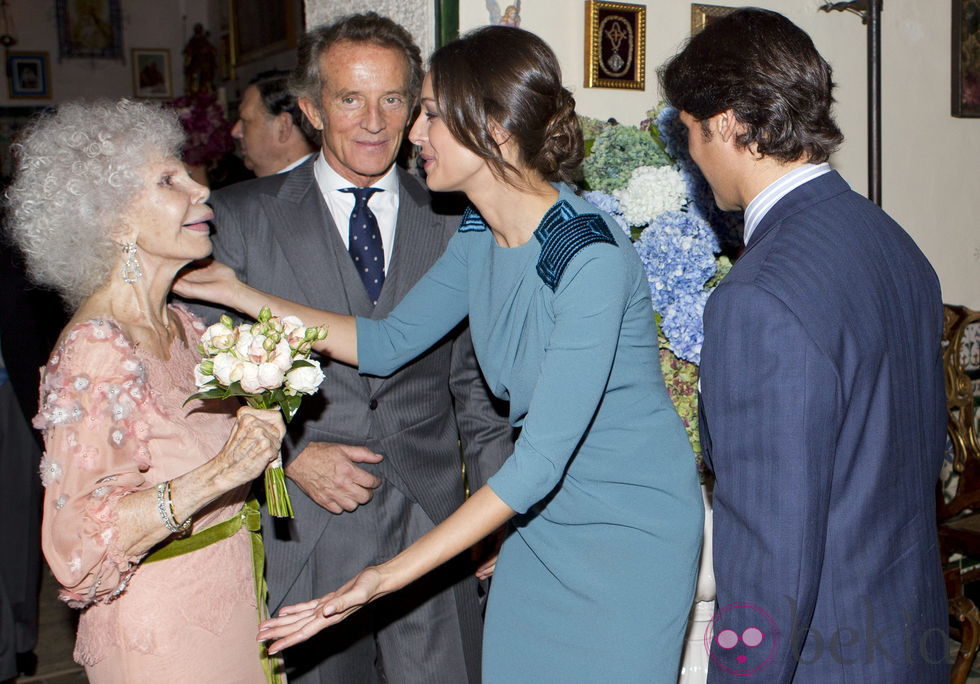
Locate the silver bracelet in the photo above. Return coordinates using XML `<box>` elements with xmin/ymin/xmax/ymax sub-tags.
<box><xmin>156</xmin><ymin>481</ymin><xmax>191</xmax><ymax>535</ymax></box>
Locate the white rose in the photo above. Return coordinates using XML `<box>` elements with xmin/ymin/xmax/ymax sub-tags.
<box><xmin>286</xmin><ymin>326</ymin><xmax>306</xmax><ymax>349</ymax></box>
<box><xmin>281</xmin><ymin>316</ymin><xmax>304</xmax><ymax>337</ymax></box>
<box><xmin>285</xmin><ymin>359</ymin><xmax>325</xmax><ymax>395</ymax></box>
<box><xmin>239</xmin><ymin>363</ymin><xmax>262</xmax><ymax>393</ymax></box>
<box><xmin>269</xmin><ymin>338</ymin><xmax>294</xmax><ymax>372</ymax></box>
<box><xmin>247</xmin><ymin>334</ymin><xmax>270</xmax><ymax>364</ymax></box>
<box><xmin>257</xmin><ymin>362</ymin><xmax>285</xmax><ymax>391</ymax></box>
<box><xmin>212</xmin><ymin>352</ymin><xmax>245</xmax><ymax>385</ymax></box>
<box><xmin>234</xmin><ymin>330</ymin><xmax>254</xmax><ymax>359</ymax></box>
<box><xmin>201</xmin><ymin>322</ymin><xmax>236</xmax><ymax>352</ymax></box>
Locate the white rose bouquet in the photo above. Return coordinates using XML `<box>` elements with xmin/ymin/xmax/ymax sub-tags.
<box><xmin>187</xmin><ymin>306</ymin><xmax>327</xmax><ymax>517</ymax></box>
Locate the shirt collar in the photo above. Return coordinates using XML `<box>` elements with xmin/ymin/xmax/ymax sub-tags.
<box><xmin>742</xmin><ymin>162</ymin><xmax>831</xmax><ymax>244</ymax></box>
<box><xmin>277</xmin><ymin>153</ymin><xmax>315</xmax><ymax>174</ymax></box>
<box><xmin>313</xmin><ymin>152</ymin><xmax>400</xmax><ymax>195</ymax></box>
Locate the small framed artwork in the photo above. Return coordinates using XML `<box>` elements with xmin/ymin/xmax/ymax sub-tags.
<box><xmin>584</xmin><ymin>1</ymin><xmax>645</xmax><ymax>90</ymax></box>
<box><xmin>131</xmin><ymin>49</ymin><xmax>172</xmax><ymax>99</ymax></box>
<box><xmin>691</xmin><ymin>3</ymin><xmax>737</xmax><ymax>36</ymax></box>
<box><xmin>952</xmin><ymin>0</ymin><xmax>980</xmax><ymax>117</ymax></box>
<box><xmin>6</xmin><ymin>52</ymin><xmax>51</xmax><ymax>99</ymax></box>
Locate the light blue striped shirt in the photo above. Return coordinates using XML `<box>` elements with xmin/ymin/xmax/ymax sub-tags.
<box><xmin>742</xmin><ymin>163</ymin><xmax>831</xmax><ymax>245</ymax></box>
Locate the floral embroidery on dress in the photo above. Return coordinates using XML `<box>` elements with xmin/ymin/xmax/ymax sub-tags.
<box><xmin>39</xmin><ymin>455</ymin><xmax>63</xmax><ymax>487</ymax></box>
<box><xmin>35</xmin><ymin>318</ymin><xmax>162</xmax><ymax>608</ymax></box>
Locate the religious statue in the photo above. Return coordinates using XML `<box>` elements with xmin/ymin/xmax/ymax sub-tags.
<box><xmin>183</xmin><ymin>23</ymin><xmax>217</xmax><ymax>94</ymax></box>
<box><xmin>487</xmin><ymin>0</ymin><xmax>521</xmax><ymax>27</ymax></box>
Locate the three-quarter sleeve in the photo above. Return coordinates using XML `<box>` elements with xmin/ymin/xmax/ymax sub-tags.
<box><xmin>357</xmin><ymin>231</ymin><xmax>472</xmax><ymax>377</ymax></box>
<box><xmin>35</xmin><ymin>321</ymin><xmax>157</xmax><ymax>607</ymax></box>
<box><xmin>487</xmin><ymin>243</ymin><xmax>628</xmax><ymax>513</ymax></box>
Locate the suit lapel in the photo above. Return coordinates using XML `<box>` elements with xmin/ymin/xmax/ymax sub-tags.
<box><xmin>261</xmin><ymin>161</ymin><xmax>376</xmax><ymax>316</ymax></box>
<box><xmin>362</xmin><ymin>169</ymin><xmax>446</xmax><ymax>394</ymax></box>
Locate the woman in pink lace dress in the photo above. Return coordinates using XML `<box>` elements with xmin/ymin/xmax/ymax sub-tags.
<box><xmin>5</xmin><ymin>100</ymin><xmax>286</xmax><ymax>683</ymax></box>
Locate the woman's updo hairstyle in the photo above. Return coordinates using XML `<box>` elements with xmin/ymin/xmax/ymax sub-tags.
<box><xmin>429</xmin><ymin>25</ymin><xmax>583</xmax><ymax>186</ymax></box>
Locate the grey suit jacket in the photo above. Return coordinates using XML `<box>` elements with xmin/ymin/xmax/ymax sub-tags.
<box><xmin>206</xmin><ymin>159</ymin><xmax>513</xmax><ymax>602</ymax></box>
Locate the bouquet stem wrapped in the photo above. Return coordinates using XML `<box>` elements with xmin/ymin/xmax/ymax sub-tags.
<box><xmin>187</xmin><ymin>307</ymin><xmax>327</xmax><ymax>518</ymax></box>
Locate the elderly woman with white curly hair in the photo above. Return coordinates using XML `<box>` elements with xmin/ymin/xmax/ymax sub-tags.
<box><xmin>5</xmin><ymin>99</ymin><xmax>286</xmax><ymax>683</ymax></box>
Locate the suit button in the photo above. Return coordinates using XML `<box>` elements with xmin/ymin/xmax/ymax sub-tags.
<box><xmin>368</xmin><ymin>399</ymin><xmax>378</xmax><ymax>410</ymax></box>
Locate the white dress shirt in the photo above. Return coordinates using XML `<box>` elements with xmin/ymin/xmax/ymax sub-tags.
<box><xmin>277</xmin><ymin>153</ymin><xmax>315</xmax><ymax>174</ymax></box>
<box><xmin>742</xmin><ymin>162</ymin><xmax>830</xmax><ymax>245</ymax></box>
<box><xmin>313</xmin><ymin>153</ymin><xmax>400</xmax><ymax>273</ymax></box>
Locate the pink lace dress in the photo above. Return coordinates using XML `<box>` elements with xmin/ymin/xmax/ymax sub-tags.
<box><xmin>34</xmin><ymin>306</ymin><xmax>266</xmax><ymax>683</ymax></box>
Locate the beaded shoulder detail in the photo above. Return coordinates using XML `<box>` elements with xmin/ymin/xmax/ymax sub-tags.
<box><xmin>458</xmin><ymin>204</ymin><xmax>488</xmax><ymax>232</ymax></box>
<box><xmin>533</xmin><ymin>200</ymin><xmax>617</xmax><ymax>291</ymax></box>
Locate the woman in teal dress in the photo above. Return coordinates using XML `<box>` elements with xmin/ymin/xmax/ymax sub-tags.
<box><xmin>180</xmin><ymin>25</ymin><xmax>703</xmax><ymax>682</ymax></box>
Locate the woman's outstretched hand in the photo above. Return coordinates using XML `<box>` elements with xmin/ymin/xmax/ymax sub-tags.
<box><xmin>257</xmin><ymin>567</ymin><xmax>387</xmax><ymax>654</ymax></box>
<box><xmin>173</xmin><ymin>259</ymin><xmax>242</xmax><ymax>309</ymax></box>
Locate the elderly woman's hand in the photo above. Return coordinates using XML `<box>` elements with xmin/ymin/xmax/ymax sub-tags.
<box><xmin>212</xmin><ymin>407</ymin><xmax>286</xmax><ymax>489</ymax></box>
<box><xmin>173</xmin><ymin>259</ymin><xmax>242</xmax><ymax>309</ymax></box>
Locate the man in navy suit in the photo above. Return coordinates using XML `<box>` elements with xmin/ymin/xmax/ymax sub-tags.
<box><xmin>661</xmin><ymin>9</ymin><xmax>948</xmax><ymax>682</ymax></box>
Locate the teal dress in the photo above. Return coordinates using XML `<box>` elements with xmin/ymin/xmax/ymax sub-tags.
<box><xmin>357</xmin><ymin>185</ymin><xmax>703</xmax><ymax>682</ymax></box>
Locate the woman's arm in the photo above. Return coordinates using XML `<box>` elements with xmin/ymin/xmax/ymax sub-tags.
<box><xmin>257</xmin><ymin>485</ymin><xmax>514</xmax><ymax>653</ymax></box>
<box><xmin>174</xmin><ymin>260</ymin><xmax>358</xmax><ymax>364</ymax></box>
<box><xmin>176</xmin><ymin>229</ymin><xmax>475</xmax><ymax>372</ymax></box>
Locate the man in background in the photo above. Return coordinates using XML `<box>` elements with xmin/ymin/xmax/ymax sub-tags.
<box><xmin>232</xmin><ymin>69</ymin><xmax>318</xmax><ymax>177</ymax></box>
<box><xmin>661</xmin><ymin>8</ymin><xmax>948</xmax><ymax>682</ymax></box>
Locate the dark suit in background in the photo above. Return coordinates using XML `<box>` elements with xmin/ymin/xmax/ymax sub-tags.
<box><xmin>206</xmin><ymin>161</ymin><xmax>512</xmax><ymax>683</ymax></box>
<box><xmin>699</xmin><ymin>171</ymin><xmax>948</xmax><ymax>682</ymax></box>
<box><xmin>0</xmin><ymin>240</ymin><xmax>66</xmax><ymax>678</ymax></box>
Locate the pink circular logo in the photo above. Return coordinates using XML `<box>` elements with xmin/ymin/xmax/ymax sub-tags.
<box><xmin>705</xmin><ymin>603</ymin><xmax>779</xmax><ymax>675</ymax></box>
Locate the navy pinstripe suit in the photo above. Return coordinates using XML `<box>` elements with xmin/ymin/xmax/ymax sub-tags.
<box><xmin>699</xmin><ymin>171</ymin><xmax>948</xmax><ymax>682</ymax></box>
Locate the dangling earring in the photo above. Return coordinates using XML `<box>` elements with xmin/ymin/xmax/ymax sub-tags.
<box><xmin>120</xmin><ymin>242</ymin><xmax>142</xmax><ymax>283</ymax></box>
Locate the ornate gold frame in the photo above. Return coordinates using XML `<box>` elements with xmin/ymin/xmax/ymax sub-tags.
<box><xmin>690</xmin><ymin>3</ymin><xmax>736</xmax><ymax>36</ymax></box>
<box><xmin>584</xmin><ymin>1</ymin><xmax>646</xmax><ymax>90</ymax></box>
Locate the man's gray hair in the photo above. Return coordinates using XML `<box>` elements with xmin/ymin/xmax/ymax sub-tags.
<box><xmin>5</xmin><ymin>99</ymin><xmax>183</xmax><ymax>309</ymax></box>
<box><xmin>289</xmin><ymin>12</ymin><xmax>424</xmax><ymax>108</ymax></box>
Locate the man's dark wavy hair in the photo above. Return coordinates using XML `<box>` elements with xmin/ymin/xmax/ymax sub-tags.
<box><xmin>658</xmin><ymin>7</ymin><xmax>843</xmax><ymax>164</ymax></box>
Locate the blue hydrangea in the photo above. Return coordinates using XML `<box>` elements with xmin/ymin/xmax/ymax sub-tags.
<box><xmin>581</xmin><ymin>190</ymin><xmax>630</xmax><ymax>235</ymax></box>
<box><xmin>632</xmin><ymin>210</ymin><xmax>719</xmax><ymax>364</ymax></box>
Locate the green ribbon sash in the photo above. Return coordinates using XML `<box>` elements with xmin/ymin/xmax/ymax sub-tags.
<box><xmin>144</xmin><ymin>499</ymin><xmax>284</xmax><ymax>683</ymax></box>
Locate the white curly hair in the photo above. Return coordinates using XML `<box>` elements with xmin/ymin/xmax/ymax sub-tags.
<box><xmin>5</xmin><ymin>99</ymin><xmax>184</xmax><ymax>309</ymax></box>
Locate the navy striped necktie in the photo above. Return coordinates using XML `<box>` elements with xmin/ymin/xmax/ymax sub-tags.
<box><xmin>339</xmin><ymin>186</ymin><xmax>385</xmax><ymax>304</ymax></box>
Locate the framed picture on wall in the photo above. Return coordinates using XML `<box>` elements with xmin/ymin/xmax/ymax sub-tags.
<box><xmin>952</xmin><ymin>0</ymin><xmax>980</xmax><ymax>117</ymax></box>
<box><xmin>55</xmin><ymin>0</ymin><xmax>123</xmax><ymax>60</ymax></box>
<box><xmin>230</xmin><ymin>0</ymin><xmax>300</xmax><ymax>65</ymax></box>
<box><xmin>6</xmin><ymin>52</ymin><xmax>51</xmax><ymax>99</ymax></box>
<box><xmin>584</xmin><ymin>1</ymin><xmax>646</xmax><ymax>90</ymax></box>
<box><xmin>691</xmin><ymin>4</ymin><xmax>736</xmax><ymax>35</ymax></box>
<box><xmin>131</xmin><ymin>49</ymin><xmax>172</xmax><ymax>99</ymax></box>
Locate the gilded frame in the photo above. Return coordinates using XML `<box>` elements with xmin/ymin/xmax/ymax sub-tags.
<box><xmin>691</xmin><ymin>3</ymin><xmax>736</xmax><ymax>36</ymax></box>
<box><xmin>584</xmin><ymin>1</ymin><xmax>645</xmax><ymax>90</ymax></box>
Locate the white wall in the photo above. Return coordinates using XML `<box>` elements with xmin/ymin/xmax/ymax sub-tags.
<box><xmin>460</xmin><ymin>1</ymin><xmax>980</xmax><ymax>308</ymax></box>
<box><xmin>0</xmin><ymin>0</ymin><xmax>208</xmax><ymax>106</ymax></box>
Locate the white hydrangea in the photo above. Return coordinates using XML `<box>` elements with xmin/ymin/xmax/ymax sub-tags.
<box><xmin>614</xmin><ymin>165</ymin><xmax>688</xmax><ymax>227</ymax></box>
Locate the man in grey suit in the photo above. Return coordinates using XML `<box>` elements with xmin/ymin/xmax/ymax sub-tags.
<box><xmin>206</xmin><ymin>13</ymin><xmax>513</xmax><ymax>683</ymax></box>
